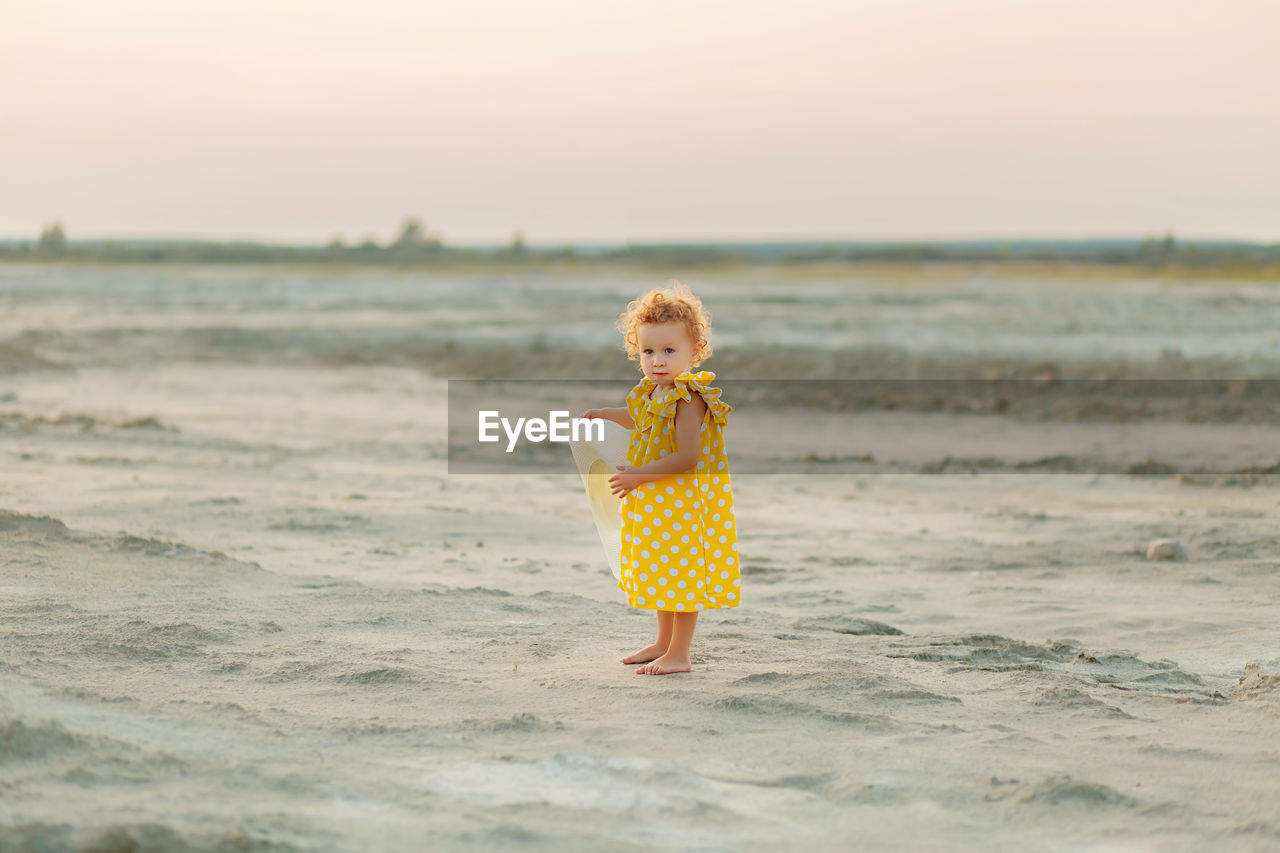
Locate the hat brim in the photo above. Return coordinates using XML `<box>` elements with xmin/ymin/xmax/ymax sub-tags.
<box><xmin>568</xmin><ymin>420</ymin><xmax>631</xmax><ymax>581</ymax></box>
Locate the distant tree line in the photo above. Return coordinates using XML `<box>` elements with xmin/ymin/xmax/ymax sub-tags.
<box><xmin>4</xmin><ymin>219</ymin><xmax>1278</xmax><ymax>272</ymax></box>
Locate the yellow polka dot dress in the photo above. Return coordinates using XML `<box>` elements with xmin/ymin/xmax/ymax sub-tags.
<box><xmin>618</xmin><ymin>370</ymin><xmax>741</xmax><ymax>612</ymax></box>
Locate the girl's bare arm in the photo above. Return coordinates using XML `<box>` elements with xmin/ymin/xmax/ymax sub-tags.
<box><xmin>580</xmin><ymin>406</ymin><xmax>635</xmax><ymax>430</ymax></box>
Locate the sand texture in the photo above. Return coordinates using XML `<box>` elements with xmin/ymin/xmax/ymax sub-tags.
<box><xmin>2</xmin><ymin>264</ymin><xmax>1280</xmax><ymax>851</ymax></box>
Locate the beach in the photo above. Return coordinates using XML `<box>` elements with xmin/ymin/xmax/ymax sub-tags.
<box><xmin>2</xmin><ymin>263</ymin><xmax>1279</xmax><ymax>851</ymax></box>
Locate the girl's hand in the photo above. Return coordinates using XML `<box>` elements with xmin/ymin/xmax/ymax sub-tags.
<box><xmin>579</xmin><ymin>409</ymin><xmax>603</xmax><ymax>420</ymax></box>
<box><xmin>608</xmin><ymin>465</ymin><xmax>645</xmax><ymax>497</ymax></box>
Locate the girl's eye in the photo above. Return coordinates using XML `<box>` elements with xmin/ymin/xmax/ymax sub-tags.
<box><xmin>665</xmin><ymin>348</ymin><xmax>675</xmax><ymax>354</ymax></box>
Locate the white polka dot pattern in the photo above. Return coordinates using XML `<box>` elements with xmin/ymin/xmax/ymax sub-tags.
<box><xmin>617</xmin><ymin>371</ymin><xmax>741</xmax><ymax>612</ymax></box>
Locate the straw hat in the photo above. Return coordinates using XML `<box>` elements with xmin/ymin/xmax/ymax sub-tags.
<box><xmin>568</xmin><ymin>419</ymin><xmax>632</xmax><ymax>581</ymax></box>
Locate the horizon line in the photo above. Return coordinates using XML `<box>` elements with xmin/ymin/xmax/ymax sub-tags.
<box><xmin>3</xmin><ymin>231</ymin><xmax>1275</xmax><ymax>248</ymax></box>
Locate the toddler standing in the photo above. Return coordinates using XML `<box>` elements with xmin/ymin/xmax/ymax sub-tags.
<box><xmin>581</xmin><ymin>283</ymin><xmax>741</xmax><ymax>675</ymax></box>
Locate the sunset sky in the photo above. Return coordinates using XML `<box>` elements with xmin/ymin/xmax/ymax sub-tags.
<box><xmin>4</xmin><ymin>0</ymin><xmax>1278</xmax><ymax>244</ymax></box>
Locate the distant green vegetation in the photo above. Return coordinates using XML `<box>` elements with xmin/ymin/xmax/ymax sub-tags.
<box><xmin>5</xmin><ymin>219</ymin><xmax>1278</xmax><ymax>274</ymax></box>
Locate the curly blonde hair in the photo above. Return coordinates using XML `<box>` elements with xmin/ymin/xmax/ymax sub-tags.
<box><xmin>616</xmin><ymin>281</ymin><xmax>713</xmax><ymax>365</ymax></box>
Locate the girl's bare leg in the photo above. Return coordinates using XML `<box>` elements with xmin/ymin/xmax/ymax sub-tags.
<box><xmin>636</xmin><ymin>612</ymin><xmax>697</xmax><ymax>675</ymax></box>
<box><xmin>622</xmin><ymin>610</ymin><xmax>674</xmax><ymax>664</ymax></box>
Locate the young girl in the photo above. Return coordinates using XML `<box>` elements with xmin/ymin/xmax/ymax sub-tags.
<box><xmin>581</xmin><ymin>282</ymin><xmax>741</xmax><ymax>675</ymax></box>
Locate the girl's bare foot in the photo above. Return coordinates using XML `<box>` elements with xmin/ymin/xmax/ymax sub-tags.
<box><xmin>635</xmin><ymin>654</ymin><xmax>691</xmax><ymax>675</ymax></box>
<box><xmin>621</xmin><ymin>643</ymin><xmax>666</xmax><ymax>664</ymax></box>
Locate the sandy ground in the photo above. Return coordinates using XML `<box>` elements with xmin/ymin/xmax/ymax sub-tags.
<box><xmin>2</xmin><ymin>265</ymin><xmax>1280</xmax><ymax>851</ymax></box>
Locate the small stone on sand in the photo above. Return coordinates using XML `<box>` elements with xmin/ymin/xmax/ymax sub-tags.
<box><xmin>1145</xmin><ymin>538</ymin><xmax>1188</xmax><ymax>561</ymax></box>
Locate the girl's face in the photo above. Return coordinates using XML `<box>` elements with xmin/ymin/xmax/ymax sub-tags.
<box><xmin>636</xmin><ymin>322</ymin><xmax>700</xmax><ymax>385</ymax></box>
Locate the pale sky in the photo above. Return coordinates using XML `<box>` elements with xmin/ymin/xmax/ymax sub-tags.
<box><xmin>3</xmin><ymin>0</ymin><xmax>1278</xmax><ymax>244</ymax></box>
